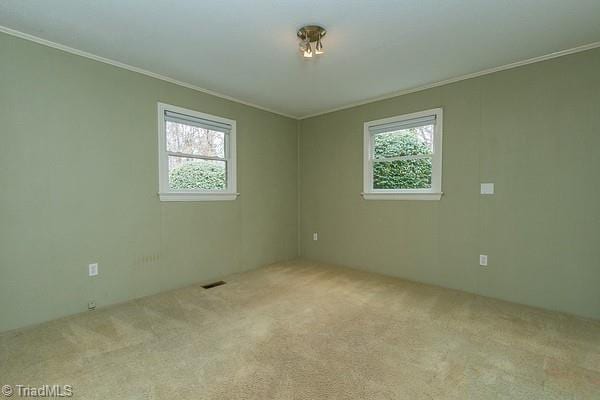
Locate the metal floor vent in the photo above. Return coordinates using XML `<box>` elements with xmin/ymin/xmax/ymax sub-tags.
<box><xmin>202</xmin><ymin>280</ymin><xmax>226</xmax><ymax>289</ymax></box>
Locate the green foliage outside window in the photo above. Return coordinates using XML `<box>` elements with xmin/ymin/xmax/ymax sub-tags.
<box><xmin>169</xmin><ymin>162</ymin><xmax>226</xmax><ymax>190</ymax></box>
<box><xmin>373</xmin><ymin>131</ymin><xmax>432</xmax><ymax>189</ymax></box>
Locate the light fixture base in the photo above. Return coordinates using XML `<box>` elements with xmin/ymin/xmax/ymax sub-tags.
<box><xmin>297</xmin><ymin>25</ymin><xmax>327</xmax><ymax>42</ymax></box>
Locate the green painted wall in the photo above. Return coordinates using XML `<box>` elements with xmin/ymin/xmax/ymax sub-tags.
<box><xmin>0</xmin><ymin>33</ymin><xmax>299</xmax><ymax>332</ymax></box>
<box><xmin>299</xmin><ymin>48</ymin><xmax>600</xmax><ymax>320</ymax></box>
<box><xmin>2</xmin><ymin>32</ymin><xmax>599</xmax><ymax>332</ymax></box>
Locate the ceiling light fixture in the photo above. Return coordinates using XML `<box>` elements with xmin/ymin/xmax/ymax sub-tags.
<box><xmin>297</xmin><ymin>25</ymin><xmax>326</xmax><ymax>58</ymax></box>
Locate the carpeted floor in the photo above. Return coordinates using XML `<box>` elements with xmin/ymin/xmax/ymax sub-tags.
<box><xmin>1</xmin><ymin>260</ymin><xmax>599</xmax><ymax>399</ymax></box>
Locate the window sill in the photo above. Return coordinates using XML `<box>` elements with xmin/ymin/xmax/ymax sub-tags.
<box><xmin>159</xmin><ymin>192</ymin><xmax>239</xmax><ymax>202</ymax></box>
<box><xmin>361</xmin><ymin>192</ymin><xmax>443</xmax><ymax>201</ymax></box>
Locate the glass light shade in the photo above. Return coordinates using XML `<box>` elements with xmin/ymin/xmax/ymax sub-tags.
<box><xmin>315</xmin><ymin>39</ymin><xmax>324</xmax><ymax>54</ymax></box>
<box><xmin>303</xmin><ymin>41</ymin><xmax>313</xmax><ymax>58</ymax></box>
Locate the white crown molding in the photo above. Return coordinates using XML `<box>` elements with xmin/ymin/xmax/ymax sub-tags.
<box><xmin>0</xmin><ymin>25</ymin><xmax>298</xmax><ymax>119</ymax></box>
<box><xmin>2</xmin><ymin>24</ymin><xmax>599</xmax><ymax>121</ymax></box>
<box><xmin>300</xmin><ymin>41</ymin><xmax>600</xmax><ymax>119</ymax></box>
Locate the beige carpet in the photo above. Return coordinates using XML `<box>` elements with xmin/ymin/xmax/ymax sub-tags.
<box><xmin>1</xmin><ymin>260</ymin><xmax>599</xmax><ymax>399</ymax></box>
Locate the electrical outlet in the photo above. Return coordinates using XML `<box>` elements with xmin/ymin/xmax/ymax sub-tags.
<box><xmin>88</xmin><ymin>301</ymin><xmax>96</xmax><ymax>310</ymax></box>
<box><xmin>313</xmin><ymin>232</ymin><xmax>318</xmax><ymax>241</ymax></box>
<box><xmin>479</xmin><ymin>255</ymin><xmax>488</xmax><ymax>266</ymax></box>
<box><xmin>480</xmin><ymin>183</ymin><xmax>494</xmax><ymax>195</ymax></box>
<box><xmin>88</xmin><ymin>263</ymin><xmax>98</xmax><ymax>277</ymax></box>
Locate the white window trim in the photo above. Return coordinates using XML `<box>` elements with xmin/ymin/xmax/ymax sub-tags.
<box><xmin>362</xmin><ymin>108</ymin><xmax>443</xmax><ymax>201</ymax></box>
<box><xmin>157</xmin><ymin>102</ymin><xmax>238</xmax><ymax>202</ymax></box>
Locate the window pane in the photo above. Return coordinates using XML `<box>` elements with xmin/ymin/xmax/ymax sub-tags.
<box><xmin>373</xmin><ymin>124</ymin><xmax>433</xmax><ymax>159</ymax></box>
<box><xmin>373</xmin><ymin>158</ymin><xmax>432</xmax><ymax>189</ymax></box>
<box><xmin>168</xmin><ymin>156</ymin><xmax>226</xmax><ymax>190</ymax></box>
<box><xmin>166</xmin><ymin>120</ymin><xmax>225</xmax><ymax>158</ymax></box>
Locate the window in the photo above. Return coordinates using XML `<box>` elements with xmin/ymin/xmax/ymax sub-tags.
<box><xmin>363</xmin><ymin>108</ymin><xmax>443</xmax><ymax>200</ymax></box>
<box><xmin>157</xmin><ymin>103</ymin><xmax>237</xmax><ymax>201</ymax></box>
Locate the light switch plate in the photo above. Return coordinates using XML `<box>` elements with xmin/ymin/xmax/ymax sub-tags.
<box><xmin>480</xmin><ymin>183</ymin><xmax>494</xmax><ymax>195</ymax></box>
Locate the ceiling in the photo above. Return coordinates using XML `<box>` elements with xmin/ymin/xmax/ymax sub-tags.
<box><xmin>1</xmin><ymin>1</ymin><xmax>600</xmax><ymax>118</ymax></box>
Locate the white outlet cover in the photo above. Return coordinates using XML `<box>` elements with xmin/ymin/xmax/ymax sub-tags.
<box><xmin>480</xmin><ymin>183</ymin><xmax>494</xmax><ymax>195</ymax></box>
<box><xmin>313</xmin><ymin>233</ymin><xmax>318</xmax><ymax>241</ymax></box>
<box><xmin>479</xmin><ymin>255</ymin><xmax>488</xmax><ymax>266</ymax></box>
<box><xmin>88</xmin><ymin>263</ymin><xmax>98</xmax><ymax>276</ymax></box>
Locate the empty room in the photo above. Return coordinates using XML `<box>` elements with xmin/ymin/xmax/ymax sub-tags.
<box><xmin>1</xmin><ymin>1</ymin><xmax>599</xmax><ymax>398</ymax></box>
